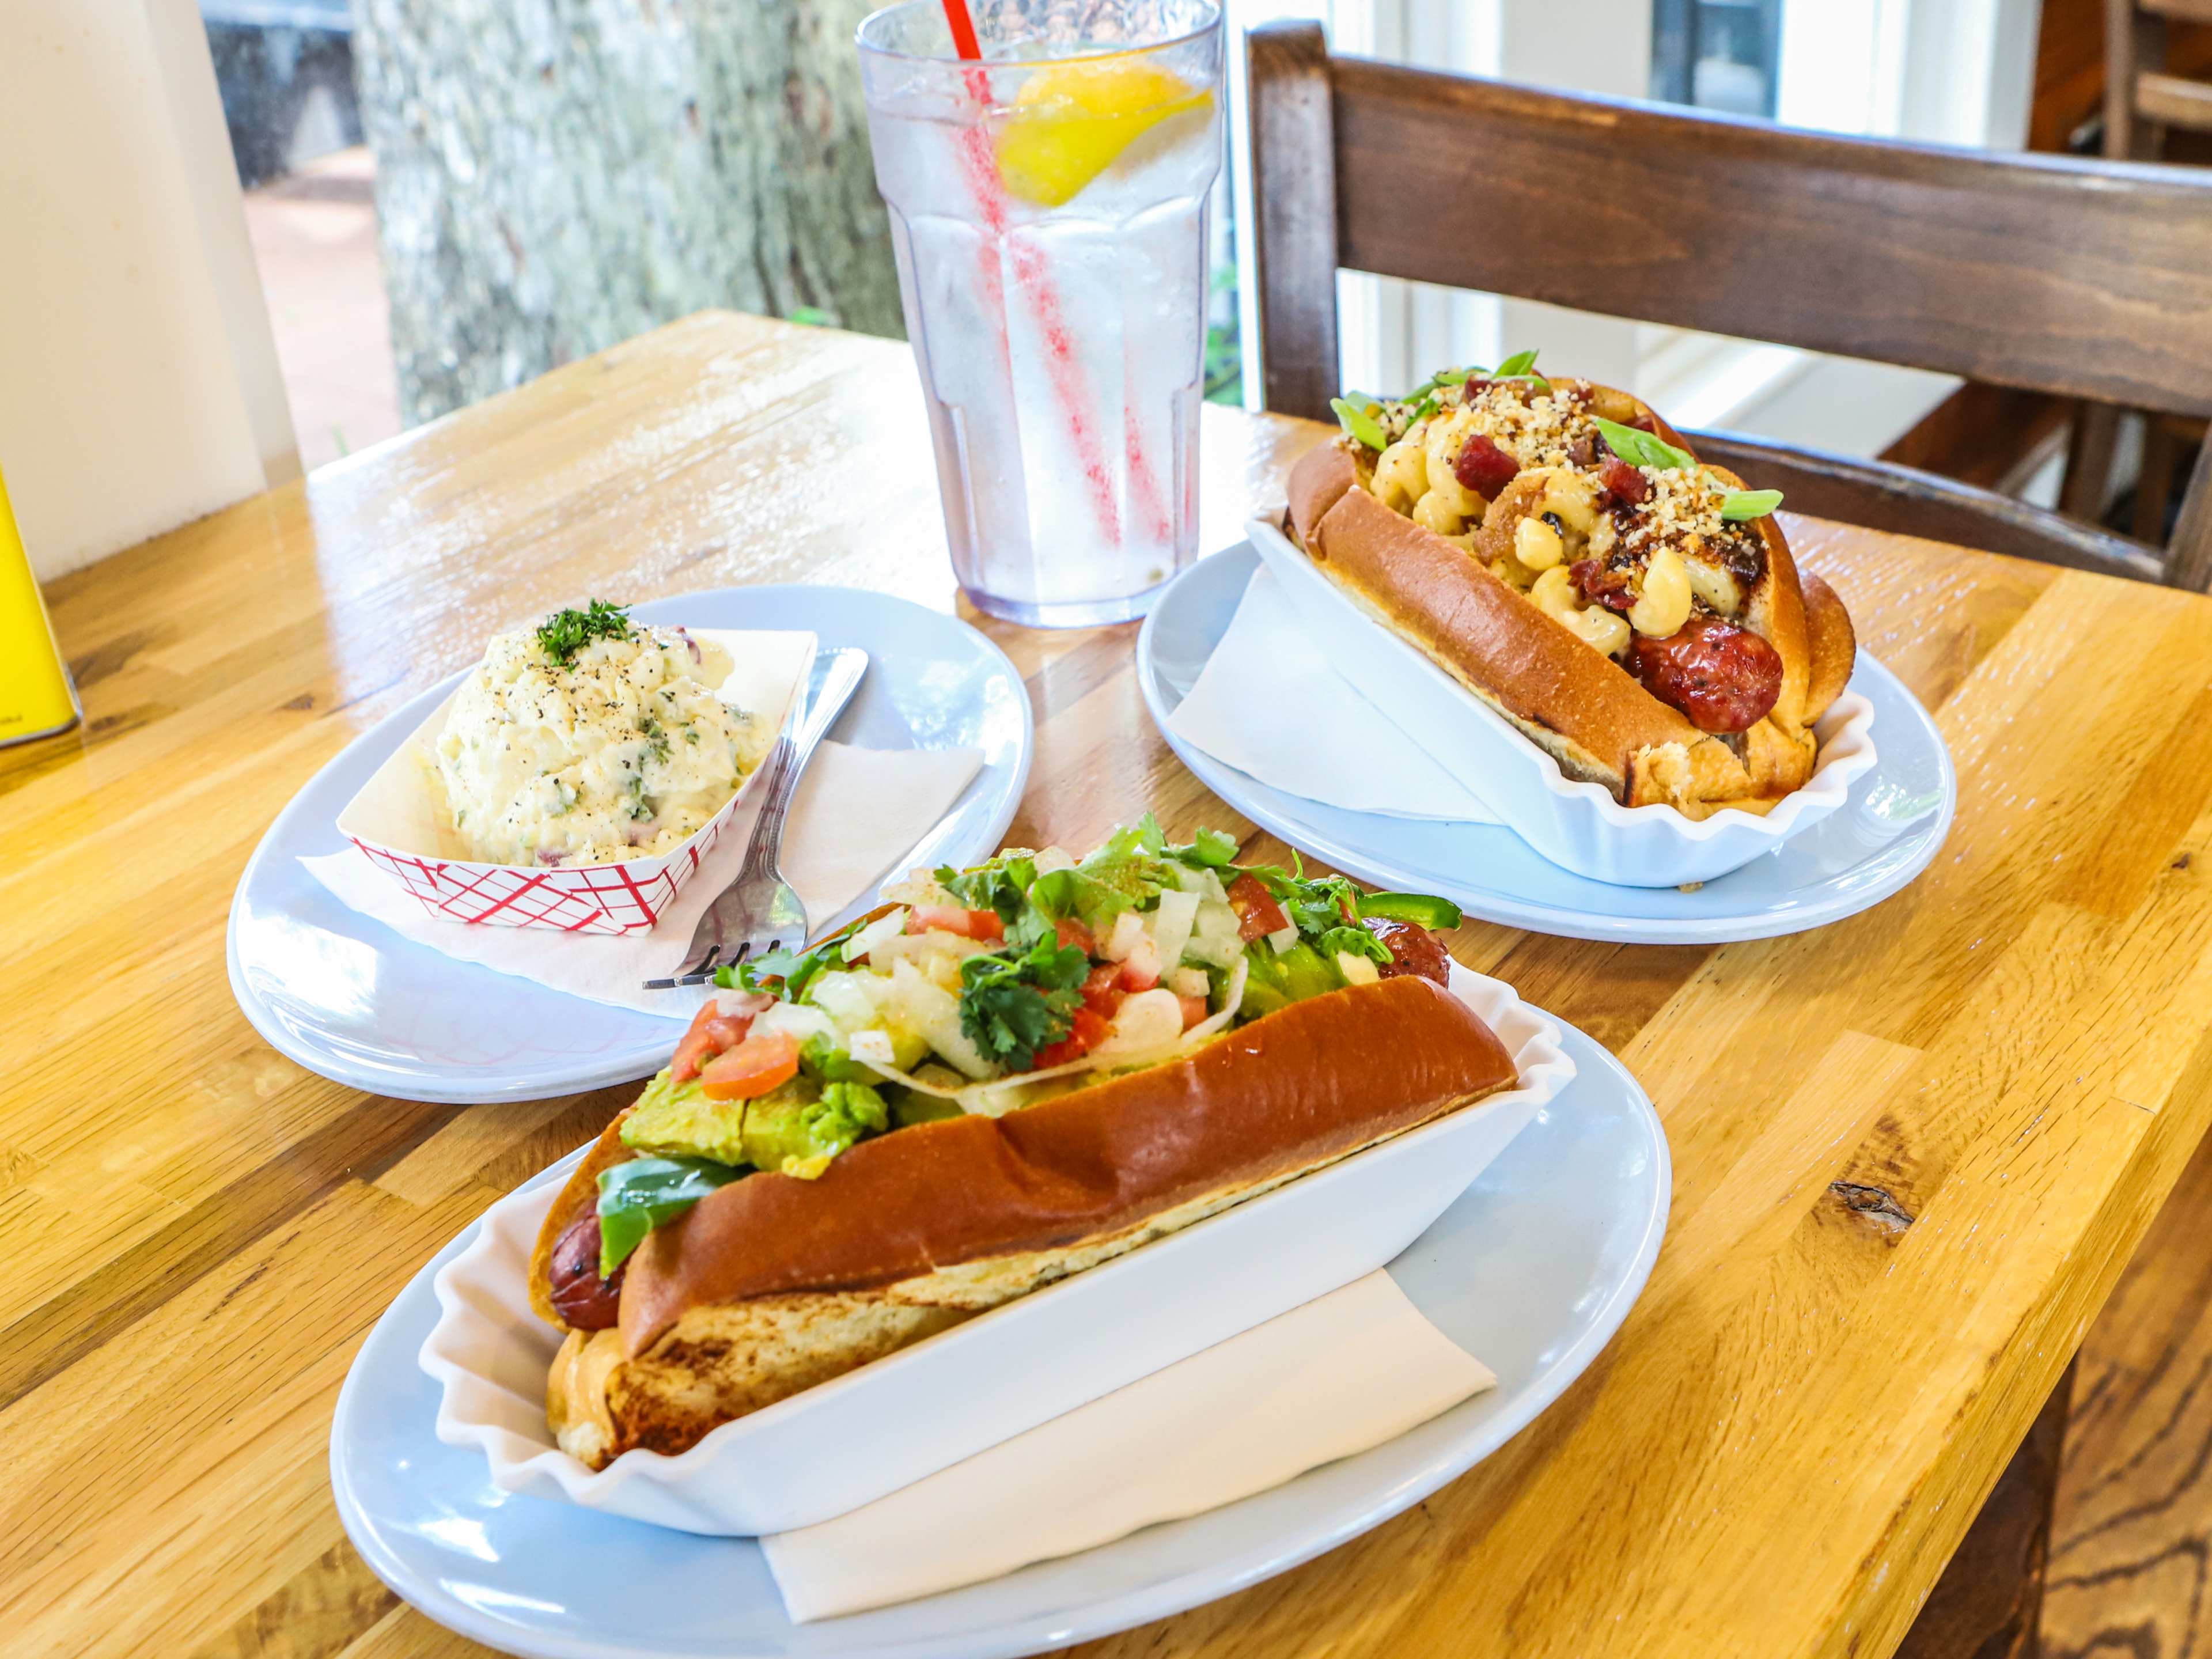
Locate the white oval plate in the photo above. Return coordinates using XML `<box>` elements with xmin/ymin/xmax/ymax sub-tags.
<box><xmin>1140</xmin><ymin>543</ymin><xmax>1955</xmax><ymax>945</ymax></box>
<box><xmin>229</xmin><ymin>588</ymin><xmax>1032</xmax><ymax>1104</ymax></box>
<box><xmin>329</xmin><ymin>1012</ymin><xmax>1667</xmax><ymax>1658</ymax></box>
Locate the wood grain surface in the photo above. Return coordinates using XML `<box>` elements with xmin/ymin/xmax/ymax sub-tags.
<box><xmin>2041</xmin><ymin>1093</ymin><xmax>2212</xmax><ymax>1657</ymax></box>
<box><xmin>7</xmin><ymin>310</ymin><xmax>2212</xmax><ymax>1658</ymax></box>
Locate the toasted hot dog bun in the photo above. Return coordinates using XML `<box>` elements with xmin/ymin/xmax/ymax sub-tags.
<box><xmin>1286</xmin><ymin>384</ymin><xmax>1854</xmax><ymax>817</ymax></box>
<box><xmin>538</xmin><ymin>974</ymin><xmax>1517</xmax><ymax>1467</ymax></box>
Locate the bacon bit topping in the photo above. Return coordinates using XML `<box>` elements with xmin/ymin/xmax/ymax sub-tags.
<box><xmin>1570</xmin><ymin>558</ymin><xmax>1637</xmax><ymax>613</ymax></box>
<box><xmin>1454</xmin><ymin>433</ymin><xmax>1521</xmax><ymax>498</ymax></box>
<box><xmin>1599</xmin><ymin>457</ymin><xmax>1650</xmax><ymax>506</ymax></box>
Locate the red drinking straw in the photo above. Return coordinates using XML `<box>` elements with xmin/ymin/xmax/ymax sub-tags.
<box><xmin>938</xmin><ymin>0</ymin><xmax>984</xmax><ymax>63</ymax></box>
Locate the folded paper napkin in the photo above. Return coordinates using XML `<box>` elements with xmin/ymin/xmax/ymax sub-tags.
<box><xmin>1166</xmin><ymin>565</ymin><xmax>1499</xmax><ymax>823</ymax></box>
<box><xmin>304</xmin><ymin>741</ymin><xmax>983</xmax><ymax>1017</ymax></box>
<box><xmin>759</xmin><ymin>1269</ymin><xmax>1495</xmax><ymax>1622</ymax></box>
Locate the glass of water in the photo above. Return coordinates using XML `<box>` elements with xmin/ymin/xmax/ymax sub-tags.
<box><xmin>857</xmin><ymin>0</ymin><xmax>1224</xmax><ymax>627</ymax></box>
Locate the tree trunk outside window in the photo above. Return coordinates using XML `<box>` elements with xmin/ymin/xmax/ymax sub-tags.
<box><xmin>351</xmin><ymin>0</ymin><xmax>904</xmax><ymax>426</ymax></box>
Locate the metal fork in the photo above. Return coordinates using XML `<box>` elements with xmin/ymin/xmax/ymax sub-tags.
<box><xmin>644</xmin><ymin>646</ymin><xmax>869</xmax><ymax>988</ymax></box>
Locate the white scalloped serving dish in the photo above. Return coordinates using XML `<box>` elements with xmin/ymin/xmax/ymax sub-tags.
<box><xmin>1247</xmin><ymin>512</ymin><xmax>1878</xmax><ymax>887</ymax></box>
<box><xmin>419</xmin><ymin>963</ymin><xmax>1571</xmax><ymax>1535</ymax></box>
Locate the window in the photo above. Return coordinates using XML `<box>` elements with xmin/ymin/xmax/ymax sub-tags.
<box><xmin>1651</xmin><ymin>0</ymin><xmax>1781</xmax><ymax>118</ymax></box>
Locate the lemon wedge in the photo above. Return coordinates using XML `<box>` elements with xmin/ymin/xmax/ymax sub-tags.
<box><xmin>996</xmin><ymin>57</ymin><xmax>1212</xmax><ymax>207</ymax></box>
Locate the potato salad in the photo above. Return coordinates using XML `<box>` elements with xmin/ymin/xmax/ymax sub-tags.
<box><xmin>433</xmin><ymin>600</ymin><xmax>769</xmax><ymax>867</ymax></box>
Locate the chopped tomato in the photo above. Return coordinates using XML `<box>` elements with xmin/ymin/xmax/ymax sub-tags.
<box><xmin>671</xmin><ymin>1002</ymin><xmax>723</xmax><ymax>1083</ymax></box>
<box><xmin>1033</xmin><ymin>1006</ymin><xmax>1111</xmax><ymax>1070</ymax></box>
<box><xmin>907</xmin><ymin>905</ymin><xmax>1005</xmax><ymax>941</ymax></box>
<box><xmin>1226</xmin><ymin>873</ymin><xmax>1290</xmax><ymax>943</ymax></box>
<box><xmin>698</xmin><ymin>1031</ymin><xmax>800</xmax><ymax>1100</ymax></box>
<box><xmin>671</xmin><ymin>997</ymin><xmax>764</xmax><ymax>1083</ymax></box>
<box><xmin>1117</xmin><ymin>946</ymin><xmax>1161</xmax><ymax>993</ymax></box>
<box><xmin>1055</xmin><ymin>916</ymin><xmax>1096</xmax><ymax>954</ymax></box>
<box><xmin>1177</xmin><ymin>993</ymin><xmax>1210</xmax><ymax>1030</ymax></box>
<box><xmin>1080</xmin><ymin>962</ymin><xmax>1128</xmax><ymax>1020</ymax></box>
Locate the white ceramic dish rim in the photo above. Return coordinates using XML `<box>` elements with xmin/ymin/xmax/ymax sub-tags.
<box><xmin>1244</xmin><ymin>510</ymin><xmax>1880</xmax><ymax>843</ymax></box>
<box><xmin>419</xmin><ymin>964</ymin><xmax>1571</xmax><ymax>1522</ymax></box>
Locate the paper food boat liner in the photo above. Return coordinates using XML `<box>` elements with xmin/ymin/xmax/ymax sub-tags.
<box><xmin>337</xmin><ymin>629</ymin><xmax>815</xmax><ymax>935</ymax></box>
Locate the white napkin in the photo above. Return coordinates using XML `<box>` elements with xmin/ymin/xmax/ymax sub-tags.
<box><xmin>303</xmin><ymin>741</ymin><xmax>983</xmax><ymax>1017</ymax></box>
<box><xmin>1166</xmin><ymin>565</ymin><xmax>1499</xmax><ymax>824</ymax></box>
<box><xmin>759</xmin><ymin>1270</ymin><xmax>1495</xmax><ymax>1622</ymax></box>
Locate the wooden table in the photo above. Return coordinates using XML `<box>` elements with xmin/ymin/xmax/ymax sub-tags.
<box><xmin>9</xmin><ymin>310</ymin><xmax>2212</xmax><ymax>1659</ymax></box>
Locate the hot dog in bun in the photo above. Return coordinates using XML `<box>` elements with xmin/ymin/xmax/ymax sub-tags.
<box><xmin>532</xmin><ymin>819</ymin><xmax>1516</xmax><ymax>1467</ymax></box>
<box><xmin>1292</xmin><ymin>355</ymin><xmax>1855</xmax><ymax>818</ymax></box>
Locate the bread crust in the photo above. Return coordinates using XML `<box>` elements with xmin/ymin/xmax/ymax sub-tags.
<box><xmin>1801</xmin><ymin>572</ymin><xmax>1857</xmax><ymax>722</ymax></box>
<box><xmin>1283</xmin><ymin>387</ymin><xmax>1855</xmax><ymax>816</ymax></box>
<box><xmin>535</xmin><ymin>974</ymin><xmax>1518</xmax><ymax>1465</ymax></box>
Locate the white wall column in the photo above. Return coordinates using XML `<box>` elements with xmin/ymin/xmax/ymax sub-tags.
<box><xmin>0</xmin><ymin>0</ymin><xmax>296</xmax><ymax>581</ymax></box>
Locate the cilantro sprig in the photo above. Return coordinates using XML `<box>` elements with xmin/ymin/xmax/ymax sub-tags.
<box><xmin>957</xmin><ymin>936</ymin><xmax>1089</xmax><ymax>1072</ymax></box>
<box><xmin>715</xmin><ymin>915</ymin><xmax>868</xmax><ymax>1002</ymax></box>
<box><xmin>536</xmin><ymin>599</ymin><xmax>636</xmax><ymax>668</ymax></box>
<box><xmin>937</xmin><ymin>854</ymin><xmax>1052</xmax><ymax>948</ymax></box>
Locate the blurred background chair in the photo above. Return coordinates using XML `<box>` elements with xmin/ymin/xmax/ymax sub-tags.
<box><xmin>1246</xmin><ymin>20</ymin><xmax>2212</xmax><ymax>589</ymax></box>
<box><xmin>2066</xmin><ymin>0</ymin><xmax>2212</xmax><ymax>540</ymax></box>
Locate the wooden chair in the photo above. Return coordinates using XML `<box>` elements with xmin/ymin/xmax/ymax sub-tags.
<box><xmin>2080</xmin><ymin>0</ymin><xmax>2212</xmax><ymax>541</ymax></box>
<box><xmin>2107</xmin><ymin>0</ymin><xmax>2212</xmax><ymax>158</ymax></box>
<box><xmin>1246</xmin><ymin>21</ymin><xmax>2212</xmax><ymax>589</ymax></box>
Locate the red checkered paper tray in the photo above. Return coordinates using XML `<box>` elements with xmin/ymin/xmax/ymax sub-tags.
<box><xmin>335</xmin><ymin>629</ymin><xmax>815</xmax><ymax>935</ymax></box>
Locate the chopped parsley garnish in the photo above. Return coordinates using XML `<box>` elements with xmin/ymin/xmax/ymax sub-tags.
<box><xmin>535</xmin><ymin>599</ymin><xmax>635</xmax><ymax>668</ymax></box>
<box><xmin>957</xmin><ymin>935</ymin><xmax>1089</xmax><ymax>1072</ymax></box>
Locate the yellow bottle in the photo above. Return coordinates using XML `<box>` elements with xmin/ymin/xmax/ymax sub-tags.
<box><xmin>0</xmin><ymin>464</ymin><xmax>80</xmax><ymax>748</ymax></box>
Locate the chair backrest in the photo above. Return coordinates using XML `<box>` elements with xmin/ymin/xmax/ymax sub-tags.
<box><xmin>1247</xmin><ymin>21</ymin><xmax>2212</xmax><ymax>585</ymax></box>
<box><xmin>2108</xmin><ymin>0</ymin><xmax>2212</xmax><ymax>160</ymax></box>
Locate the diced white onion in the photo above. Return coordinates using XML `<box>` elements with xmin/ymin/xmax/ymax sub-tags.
<box><xmin>1184</xmin><ymin>899</ymin><xmax>1245</xmax><ymax>968</ymax></box>
<box><xmin>1168</xmin><ymin>965</ymin><xmax>1210</xmax><ymax>999</ymax></box>
<box><xmin>874</xmin><ymin>955</ymin><xmax>1257</xmax><ymax>1119</ymax></box>
<box><xmin>868</xmin><ymin>930</ymin><xmax>994</xmax><ymax>974</ymax></box>
<box><xmin>1179</xmin><ymin>955</ymin><xmax>1250</xmax><ymax>1046</ymax></box>
<box><xmin>1032</xmin><ymin>846</ymin><xmax>1077</xmax><ymax>874</ymax></box>
<box><xmin>1265</xmin><ymin>923</ymin><xmax>1299</xmax><ymax>955</ymax></box>
<box><xmin>1148</xmin><ymin>888</ymin><xmax>1201</xmax><ymax>971</ymax></box>
<box><xmin>842</xmin><ymin>908</ymin><xmax>908</xmax><ymax>963</ymax></box>
<box><xmin>1336</xmin><ymin>952</ymin><xmax>1381</xmax><ymax>987</ymax></box>
<box><xmin>858</xmin><ymin>1056</ymin><xmax>967</xmax><ymax>1098</ymax></box>
<box><xmin>847</xmin><ymin>1029</ymin><xmax>896</xmax><ymax>1065</ymax></box>
<box><xmin>1104</xmin><ymin>910</ymin><xmax>1147</xmax><ymax>962</ymax></box>
<box><xmin>752</xmin><ymin>1000</ymin><xmax>836</xmax><ymax>1046</ymax></box>
<box><xmin>1120</xmin><ymin>931</ymin><xmax>1161</xmax><ymax>988</ymax></box>
<box><xmin>1095</xmin><ymin>988</ymin><xmax>1185</xmax><ymax>1058</ymax></box>
<box><xmin>805</xmin><ymin>969</ymin><xmax>881</xmax><ymax>1035</ymax></box>
<box><xmin>885</xmin><ymin>959</ymin><xmax>994</xmax><ymax>1078</ymax></box>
